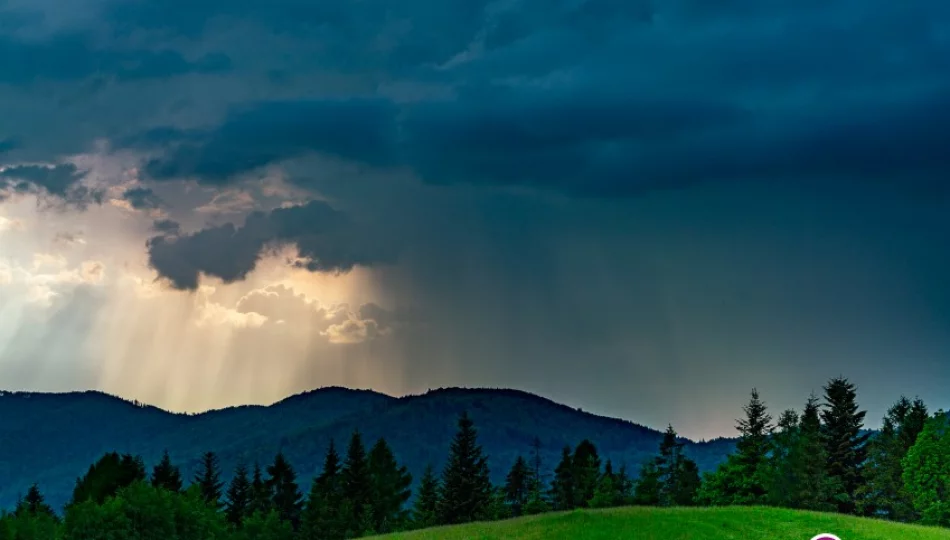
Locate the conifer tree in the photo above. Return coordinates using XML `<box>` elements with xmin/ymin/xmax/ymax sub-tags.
<box><xmin>615</xmin><ymin>464</ymin><xmax>633</xmax><ymax>506</ymax></box>
<box><xmin>438</xmin><ymin>411</ymin><xmax>493</xmax><ymax>525</ymax></box>
<box><xmin>821</xmin><ymin>377</ymin><xmax>869</xmax><ymax>514</ymax></box>
<box><xmin>249</xmin><ymin>462</ymin><xmax>273</xmax><ymax>516</ymax></box>
<box><xmin>503</xmin><ymin>456</ymin><xmax>530</xmax><ymax>516</ymax></box>
<box><xmin>266</xmin><ymin>452</ymin><xmax>303</xmax><ymax>528</ymax></box>
<box><xmin>589</xmin><ymin>471</ymin><xmax>616</xmax><ymax>508</ymax></box>
<box><xmin>341</xmin><ymin>430</ymin><xmax>373</xmax><ymax>535</ymax></box>
<box><xmin>151</xmin><ymin>450</ymin><xmax>183</xmax><ymax>493</ymax></box>
<box><xmin>225</xmin><ymin>463</ymin><xmax>252</xmax><ymax>527</ymax></box>
<box><xmin>301</xmin><ymin>440</ymin><xmax>346</xmax><ymax>540</ymax></box>
<box><xmin>767</xmin><ymin>409</ymin><xmax>801</xmax><ymax>508</ymax></box>
<box><xmin>193</xmin><ymin>451</ymin><xmax>225</xmax><ymax>509</ymax></box>
<box><xmin>15</xmin><ymin>484</ymin><xmax>55</xmax><ymax>518</ymax></box>
<box><xmin>571</xmin><ymin>439</ymin><xmax>601</xmax><ymax>507</ymax></box>
<box><xmin>70</xmin><ymin>452</ymin><xmax>147</xmax><ymax>506</ymax></box>
<box><xmin>412</xmin><ymin>464</ymin><xmax>440</xmax><ymax>529</ymax></box>
<box><xmin>549</xmin><ymin>446</ymin><xmax>575</xmax><ymax>510</ymax></box>
<box><xmin>367</xmin><ymin>437</ymin><xmax>412</xmax><ymax>533</ymax></box>
<box><xmin>859</xmin><ymin>396</ymin><xmax>928</xmax><ymax>520</ymax></box>
<box><xmin>795</xmin><ymin>395</ymin><xmax>836</xmax><ymax>511</ymax></box>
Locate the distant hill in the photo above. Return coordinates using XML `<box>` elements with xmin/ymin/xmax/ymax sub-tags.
<box><xmin>0</xmin><ymin>387</ymin><xmax>735</xmax><ymax>510</ymax></box>
<box><xmin>371</xmin><ymin>506</ymin><xmax>950</xmax><ymax>540</ymax></box>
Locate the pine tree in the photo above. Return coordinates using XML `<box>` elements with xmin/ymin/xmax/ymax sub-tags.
<box><xmin>225</xmin><ymin>463</ymin><xmax>252</xmax><ymax>527</ymax></box>
<box><xmin>151</xmin><ymin>450</ymin><xmax>183</xmax><ymax>493</ymax></box>
<box><xmin>615</xmin><ymin>464</ymin><xmax>633</xmax><ymax>506</ymax></box>
<box><xmin>193</xmin><ymin>451</ymin><xmax>224</xmax><ymax>509</ymax></box>
<box><xmin>249</xmin><ymin>462</ymin><xmax>273</xmax><ymax>516</ymax></box>
<box><xmin>503</xmin><ymin>456</ymin><xmax>530</xmax><ymax>516</ymax></box>
<box><xmin>69</xmin><ymin>452</ymin><xmax>147</xmax><ymax>506</ymax></box>
<box><xmin>301</xmin><ymin>440</ymin><xmax>346</xmax><ymax>540</ymax></box>
<box><xmin>438</xmin><ymin>411</ymin><xmax>493</xmax><ymax>525</ymax></box>
<box><xmin>367</xmin><ymin>437</ymin><xmax>412</xmax><ymax>533</ymax></box>
<box><xmin>589</xmin><ymin>471</ymin><xmax>616</xmax><ymax>509</ymax></box>
<box><xmin>412</xmin><ymin>464</ymin><xmax>440</xmax><ymax>529</ymax></box>
<box><xmin>549</xmin><ymin>446</ymin><xmax>575</xmax><ymax>510</ymax></box>
<box><xmin>633</xmin><ymin>460</ymin><xmax>661</xmax><ymax>505</ymax></box>
<box><xmin>571</xmin><ymin>439</ymin><xmax>601</xmax><ymax>507</ymax></box>
<box><xmin>636</xmin><ymin>425</ymin><xmax>700</xmax><ymax>506</ymax></box>
<box><xmin>821</xmin><ymin>377</ymin><xmax>869</xmax><ymax>514</ymax></box>
<box><xmin>266</xmin><ymin>452</ymin><xmax>303</xmax><ymax>528</ymax></box>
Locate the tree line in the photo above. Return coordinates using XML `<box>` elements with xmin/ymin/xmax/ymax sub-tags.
<box><xmin>4</xmin><ymin>376</ymin><xmax>950</xmax><ymax>538</ymax></box>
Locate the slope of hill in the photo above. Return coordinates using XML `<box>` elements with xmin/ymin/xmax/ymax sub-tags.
<box><xmin>0</xmin><ymin>387</ymin><xmax>735</xmax><ymax>510</ymax></box>
<box><xmin>373</xmin><ymin>506</ymin><xmax>950</xmax><ymax>540</ymax></box>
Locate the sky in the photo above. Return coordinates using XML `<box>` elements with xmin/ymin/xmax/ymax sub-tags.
<box><xmin>1</xmin><ymin>0</ymin><xmax>950</xmax><ymax>440</ymax></box>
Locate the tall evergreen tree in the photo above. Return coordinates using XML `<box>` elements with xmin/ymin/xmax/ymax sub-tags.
<box><xmin>549</xmin><ymin>446</ymin><xmax>575</xmax><ymax>510</ymax></box>
<box><xmin>367</xmin><ymin>437</ymin><xmax>412</xmax><ymax>533</ymax></box>
<box><xmin>794</xmin><ymin>395</ymin><xmax>836</xmax><ymax>511</ymax></box>
<box><xmin>225</xmin><ymin>463</ymin><xmax>252</xmax><ymax>527</ymax></box>
<box><xmin>412</xmin><ymin>464</ymin><xmax>440</xmax><ymax>529</ymax></box>
<box><xmin>193</xmin><ymin>451</ymin><xmax>225</xmax><ymax>509</ymax></box>
<box><xmin>341</xmin><ymin>430</ymin><xmax>373</xmax><ymax>535</ymax></box>
<box><xmin>438</xmin><ymin>411</ymin><xmax>493</xmax><ymax>525</ymax></box>
<box><xmin>767</xmin><ymin>409</ymin><xmax>801</xmax><ymax>508</ymax></box>
<box><xmin>571</xmin><ymin>439</ymin><xmax>601</xmax><ymax>507</ymax></box>
<box><xmin>301</xmin><ymin>440</ymin><xmax>346</xmax><ymax>540</ymax></box>
<box><xmin>266</xmin><ymin>452</ymin><xmax>303</xmax><ymax>528</ymax></box>
<box><xmin>69</xmin><ymin>452</ymin><xmax>146</xmax><ymax>506</ymax></box>
<box><xmin>902</xmin><ymin>412</ymin><xmax>950</xmax><ymax>526</ymax></box>
<box><xmin>696</xmin><ymin>389</ymin><xmax>772</xmax><ymax>505</ymax></box>
<box><xmin>151</xmin><ymin>450</ymin><xmax>183</xmax><ymax>493</ymax></box>
<box><xmin>615</xmin><ymin>463</ymin><xmax>633</xmax><ymax>506</ymax></box>
<box><xmin>821</xmin><ymin>377</ymin><xmax>869</xmax><ymax>514</ymax></box>
<box><xmin>15</xmin><ymin>484</ymin><xmax>55</xmax><ymax>518</ymax></box>
<box><xmin>635</xmin><ymin>425</ymin><xmax>700</xmax><ymax>506</ymax></box>
<box><xmin>503</xmin><ymin>456</ymin><xmax>531</xmax><ymax>516</ymax></box>
<box><xmin>249</xmin><ymin>462</ymin><xmax>273</xmax><ymax>516</ymax></box>
<box><xmin>859</xmin><ymin>396</ymin><xmax>928</xmax><ymax>520</ymax></box>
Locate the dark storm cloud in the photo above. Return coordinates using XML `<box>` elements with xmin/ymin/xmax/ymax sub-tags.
<box><xmin>143</xmin><ymin>100</ymin><xmax>400</xmax><ymax>184</ymax></box>
<box><xmin>147</xmin><ymin>200</ymin><xmax>398</xmax><ymax>290</ymax></box>
<box><xmin>0</xmin><ymin>33</ymin><xmax>230</xmax><ymax>84</ymax></box>
<box><xmin>0</xmin><ymin>164</ymin><xmax>85</xmax><ymax>196</ymax></box>
<box><xmin>151</xmin><ymin>219</ymin><xmax>180</xmax><ymax>234</ymax></box>
<box><xmin>121</xmin><ymin>187</ymin><xmax>163</xmax><ymax>210</ymax></box>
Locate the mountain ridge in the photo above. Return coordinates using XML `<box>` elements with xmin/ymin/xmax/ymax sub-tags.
<box><xmin>0</xmin><ymin>386</ymin><xmax>737</xmax><ymax>511</ymax></box>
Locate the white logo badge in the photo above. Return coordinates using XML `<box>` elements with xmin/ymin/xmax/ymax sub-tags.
<box><xmin>811</xmin><ymin>535</ymin><xmax>841</xmax><ymax>540</ymax></box>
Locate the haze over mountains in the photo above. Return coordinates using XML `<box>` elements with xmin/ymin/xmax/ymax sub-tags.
<box><xmin>0</xmin><ymin>386</ymin><xmax>735</xmax><ymax>510</ymax></box>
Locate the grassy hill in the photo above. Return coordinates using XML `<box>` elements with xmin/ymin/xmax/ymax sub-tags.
<box><xmin>374</xmin><ymin>506</ymin><xmax>950</xmax><ymax>540</ymax></box>
<box><xmin>0</xmin><ymin>387</ymin><xmax>735</xmax><ymax>510</ymax></box>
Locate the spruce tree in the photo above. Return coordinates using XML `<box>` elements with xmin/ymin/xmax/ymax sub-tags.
<box><xmin>438</xmin><ymin>411</ymin><xmax>493</xmax><ymax>525</ymax></box>
<box><xmin>821</xmin><ymin>377</ymin><xmax>869</xmax><ymax>514</ymax></box>
<box><xmin>342</xmin><ymin>430</ymin><xmax>373</xmax><ymax>535</ymax></box>
<box><xmin>266</xmin><ymin>452</ymin><xmax>303</xmax><ymax>528</ymax></box>
<box><xmin>151</xmin><ymin>450</ymin><xmax>183</xmax><ymax>493</ymax></box>
<box><xmin>301</xmin><ymin>440</ymin><xmax>346</xmax><ymax>540</ymax></box>
<box><xmin>571</xmin><ymin>439</ymin><xmax>601</xmax><ymax>507</ymax></box>
<box><xmin>367</xmin><ymin>437</ymin><xmax>412</xmax><ymax>533</ymax></box>
<box><xmin>193</xmin><ymin>451</ymin><xmax>224</xmax><ymax>509</ymax></box>
<box><xmin>615</xmin><ymin>464</ymin><xmax>633</xmax><ymax>506</ymax></box>
<box><xmin>767</xmin><ymin>409</ymin><xmax>801</xmax><ymax>508</ymax></box>
<box><xmin>503</xmin><ymin>456</ymin><xmax>530</xmax><ymax>516</ymax></box>
<box><xmin>549</xmin><ymin>446</ymin><xmax>575</xmax><ymax>510</ymax></box>
<box><xmin>859</xmin><ymin>396</ymin><xmax>928</xmax><ymax>520</ymax></box>
<box><xmin>412</xmin><ymin>464</ymin><xmax>440</xmax><ymax>529</ymax></box>
<box><xmin>249</xmin><ymin>462</ymin><xmax>273</xmax><ymax>516</ymax></box>
<box><xmin>225</xmin><ymin>463</ymin><xmax>252</xmax><ymax>527</ymax></box>
<box><xmin>633</xmin><ymin>460</ymin><xmax>661</xmax><ymax>505</ymax></box>
<box><xmin>795</xmin><ymin>395</ymin><xmax>836</xmax><ymax>511</ymax></box>
<box><xmin>16</xmin><ymin>484</ymin><xmax>55</xmax><ymax>518</ymax></box>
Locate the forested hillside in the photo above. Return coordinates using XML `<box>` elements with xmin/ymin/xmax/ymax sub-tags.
<box><xmin>0</xmin><ymin>387</ymin><xmax>734</xmax><ymax>509</ymax></box>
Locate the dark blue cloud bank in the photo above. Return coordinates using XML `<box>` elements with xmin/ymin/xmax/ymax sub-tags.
<box><xmin>2</xmin><ymin>0</ymin><xmax>950</xmax><ymax>434</ymax></box>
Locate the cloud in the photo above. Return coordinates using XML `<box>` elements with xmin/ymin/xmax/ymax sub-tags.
<box><xmin>0</xmin><ymin>164</ymin><xmax>87</xmax><ymax>197</ymax></box>
<box><xmin>151</xmin><ymin>219</ymin><xmax>180</xmax><ymax>234</ymax></box>
<box><xmin>146</xmin><ymin>200</ymin><xmax>398</xmax><ymax>290</ymax></box>
<box><xmin>120</xmin><ymin>187</ymin><xmax>163</xmax><ymax>210</ymax></box>
<box><xmin>0</xmin><ymin>216</ymin><xmax>25</xmax><ymax>232</ymax></box>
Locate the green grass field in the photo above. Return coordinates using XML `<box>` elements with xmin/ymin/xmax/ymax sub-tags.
<box><xmin>374</xmin><ymin>506</ymin><xmax>950</xmax><ymax>539</ymax></box>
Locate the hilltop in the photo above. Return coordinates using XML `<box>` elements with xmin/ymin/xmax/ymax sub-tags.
<box><xmin>0</xmin><ymin>387</ymin><xmax>735</xmax><ymax>509</ymax></box>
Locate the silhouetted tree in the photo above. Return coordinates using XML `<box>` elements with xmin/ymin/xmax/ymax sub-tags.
<box><xmin>412</xmin><ymin>464</ymin><xmax>440</xmax><ymax>529</ymax></box>
<box><xmin>341</xmin><ymin>431</ymin><xmax>372</xmax><ymax>535</ymax></box>
<box><xmin>821</xmin><ymin>377</ymin><xmax>869</xmax><ymax>514</ymax></box>
<box><xmin>193</xmin><ymin>451</ymin><xmax>225</xmax><ymax>509</ymax></box>
<box><xmin>266</xmin><ymin>452</ymin><xmax>302</xmax><ymax>528</ymax></box>
<box><xmin>438</xmin><ymin>412</ymin><xmax>493</xmax><ymax>524</ymax></box>
<box><xmin>367</xmin><ymin>437</ymin><xmax>412</xmax><ymax>533</ymax></box>
<box><xmin>225</xmin><ymin>463</ymin><xmax>252</xmax><ymax>527</ymax></box>
<box><xmin>504</xmin><ymin>456</ymin><xmax>531</xmax><ymax>516</ymax></box>
<box><xmin>549</xmin><ymin>446</ymin><xmax>575</xmax><ymax>510</ymax></box>
<box><xmin>301</xmin><ymin>440</ymin><xmax>346</xmax><ymax>540</ymax></box>
<box><xmin>151</xmin><ymin>450</ymin><xmax>183</xmax><ymax>493</ymax></box>
<box><xmin>249</xmin><ymin>462</ymin><xmax>272</xmax><ymax>516</ymax></box>
<box><xmin>70</xmin><ymin>452</ymin><xmax>146</xmax><ymax>506</ymax></box>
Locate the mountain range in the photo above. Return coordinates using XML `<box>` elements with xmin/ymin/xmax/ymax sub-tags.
<box><xmin>0</xmin><ymin>387</ymin><xmax>736</xmax><ymax>510</ymax></box>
